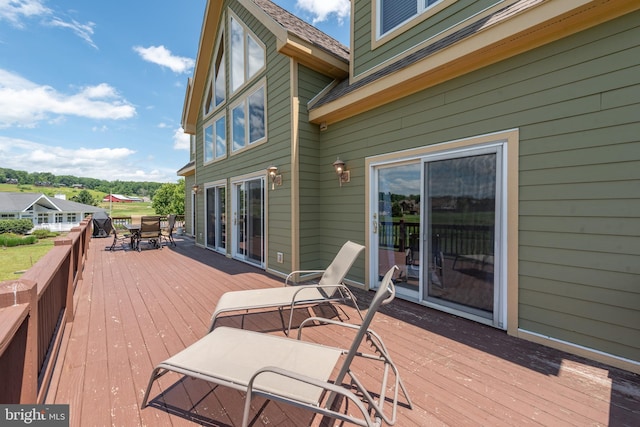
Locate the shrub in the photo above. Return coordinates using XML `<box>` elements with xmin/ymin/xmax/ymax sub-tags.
<box><xmin>0</xmin><ymin>233</ymin><xmax>38</xmax><ymax>247</ymax></box>
<box><xmin>31</xmin><ymin>229</ymin><xmax>58</xmax><ymax>239</ymax></box>
<box><xmin>0</xmin><ymin>219</ymin><xmax>34</xmax><ymax>235</ymax></box>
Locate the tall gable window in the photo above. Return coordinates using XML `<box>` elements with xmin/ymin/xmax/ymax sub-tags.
<box><xmin>230</xmin><ymin>15</ymin><xmax>265</xmax><ymax>93</ymax></box>
<box><xmin>379</xmin><ymin>0</ymin><xmax>442</xmax><ymax>36</ymax></box>
<box><xmin>204</xmin><ymin>33</ymin><xmax>225</xmax><ymax>116</ymax></box>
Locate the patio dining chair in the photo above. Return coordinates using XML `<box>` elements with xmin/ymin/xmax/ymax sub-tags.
<box><xmin>108</xmin><ymin>223</ymin><xmax>131</xmax><ymax>251</ymax></box>
<box><xmin>161</xmin><ymin>214</ymin><xmax>177</xmax><ymax>247</ymax></box>
<box><xmin>138</xmin><ymin>215</ymin><xmax>162</xmax><ymax>251</ymax></box>
<box><xmin>142</xmin><ymin>265</ymin><xmax>413</xmax><ymax>427</ymax></box>
<box><xmin>209</xmin><ymin>240</ymin><xmax>365</xmax><ymax>334</ymax></box>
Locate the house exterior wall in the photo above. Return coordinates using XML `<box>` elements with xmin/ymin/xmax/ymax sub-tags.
<box><xmin>316</xmin><ymin>11</ymin><xmax>640</xmax><ymax>363</ymax></box>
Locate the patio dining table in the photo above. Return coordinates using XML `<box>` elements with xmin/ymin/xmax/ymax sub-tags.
<box><xmin>124</xmin><ymin>223</ymin><xmax>141</xmax><ymax>250</ymax></box>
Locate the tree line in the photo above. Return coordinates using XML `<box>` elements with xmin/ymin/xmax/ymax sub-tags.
<box><xmin>1</xmin><ymin>167</ymin><xmax>164</xmax><ymax>199</ymax></box>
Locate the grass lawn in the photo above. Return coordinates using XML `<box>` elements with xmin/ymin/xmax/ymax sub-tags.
<box><xmin>98</xmin><ymin>201</ymin><xmax>156</xmax><ymax>217</ymax></box>
<box><xmin>0</xmin><ymin>238</ymin><xmax>56</xmax><ymax>281</ymax></box>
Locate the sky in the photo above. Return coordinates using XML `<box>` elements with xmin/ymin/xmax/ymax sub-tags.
<box><xmin>0</xmin><ymin>0</ymin><xmax>350</xmax><ymax>183</ymax></box>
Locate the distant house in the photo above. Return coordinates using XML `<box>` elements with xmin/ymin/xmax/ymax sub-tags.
<box><xmin>102</xmin><ymin>194</ymin><xmax>139</xmax><ymax>203</ymax></box>
<box><xmin>0</xmin><ymin>192</ymin><xmax>104</xmax><ymax>232</ymax></box>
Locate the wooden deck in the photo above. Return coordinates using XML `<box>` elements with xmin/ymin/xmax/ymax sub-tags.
<box><xmin>45</xmin><ymin>236</ymin><xmax>639</xmax><ymax>426</ymax></box>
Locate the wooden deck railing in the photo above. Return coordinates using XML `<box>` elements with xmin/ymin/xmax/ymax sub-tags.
<box><xmin>0</xmin><ymin>217</ymin><xmax>92</xmax><ymax>404</ymax></box>
<box><xmin>379</xmin><ymin>220</ymin><xmax>494</xmax><ymax>255</ymax></box>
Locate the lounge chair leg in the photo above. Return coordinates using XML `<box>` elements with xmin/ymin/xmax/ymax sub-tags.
<box><xmin>141</xmin><ymin>367</ymin><xmax>168</xmax><ymax>408</ymax></box>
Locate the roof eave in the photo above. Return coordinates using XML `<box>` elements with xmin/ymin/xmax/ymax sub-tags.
<box><xmin>240</xmin><ymin>0</ymin><xmax>348</xmax><ymax>79</ymax></box>
<box><xmin>177</xmin><ymin>161</ymin><xmax>196</xmax><ymax>177</ymax></box>
<box><xmin>183</xmin><ymin>1</ymin><xmax>223</xmax><ymax>133</ymax></box>
<box><xmin>181</xmin><ymin>77</ymin><xmax>195</xmax><ymax>134</ymax></box>
<box><xmin>277</xmin><ymin>36</ymin><xmax>348</xmax><ymax>79</ymax></box>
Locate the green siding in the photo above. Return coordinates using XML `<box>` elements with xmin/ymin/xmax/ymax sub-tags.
<box><xmin>353</xmin><ymin>0</ymin><xmax>497</xmax><ymax>77</ymax></box>
<box><xmin>297</xmin><ymin>65</ymin><xmax>333</xmax><ymax>269</ymax></box>
<box><xmin>318</xmin><ymin>12</ymin><xmax>640</xmax><ymax>361</ymax></box>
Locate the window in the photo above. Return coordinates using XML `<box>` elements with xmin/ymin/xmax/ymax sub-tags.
<box><xmin>204</xmin><ymin>113</ymin><xmax>227</xmax><ymax>163</ymax></box>
<box><xmin>68</xmin><ymin>213</ymin><xmax>77</xmax><ymax>223</ymax></box>
<box><xmin>55</xmin><ymin>213</ymin><xmax>63</xmax><ymax>223</ymax></box>
<box><xmin>231</xmin><ymin>84</ymin><xmax>266</xmax><ymax>153</ymax></box>
<box><xmin>379</xmin><ymin>0</ymin><xmax>442</xmax><ymax>36</ymax></box>
<box><xmin>204</xmin><ymin>34</ymin><xmax>225</xmax><ymax>116</ymax></box>
<box><xmin>37</xmin><ymin>213</ymin><xmax>48</xmax><ymax>224</ymax></box>
<box><xmin>230</xmin><ymin>16</ymin><xmax>265</xmax><ymax>93</ymax></box>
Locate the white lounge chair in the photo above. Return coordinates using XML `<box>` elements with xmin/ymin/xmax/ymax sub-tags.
<box><xmin>209</xmin><ymin>240</ymin><xmax>365</xmax><ymax>334</ymax></box>
<box><xmin>141</xmin><ymin>265</ymin><xmax>412</xmax><ymax>427</ymax></box>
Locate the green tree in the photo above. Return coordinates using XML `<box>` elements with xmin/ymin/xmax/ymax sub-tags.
<box><xmin>152</xmin><ymin>179</ymin><xmax>185</xmax><ymax>215</ymax></box>
<box><xmin>71</xmin><ymin>189</ymin><xmax>97</xmax><ymax>206</ymax></box>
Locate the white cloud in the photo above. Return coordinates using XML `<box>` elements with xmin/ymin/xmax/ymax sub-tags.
<box><xmin>0</xmin><ymin>69</ymin><xmax>136</xmax><ymax>128</ymax></box>
<box><xmin>49</xmin><ymin>17</ymin><xmax>96</xmax><ymax>49</ymax></box>
<box><xmin>172</xmin><ymin>127</ymin><xmax>190</xmax><ymax>150</ymax></box>
<box><xmin>296</xmin><ymin>0</ymin><xmax>350</xmax><ymax>24</ymax></box>
<box><xmin>0</xmin><ymin>0</ymin><xmax>50</xmax><ymax>27</ymax></box>
<box><xmin>133</xmin><ymin>45</ymin><xmax>195</xmax><ymax>74</ymax></box>
<box><xmin>0</xmin><ymin>136</ymin><xmax>180</xmax><ymax>182</ymax></box>
<box><xmin>0</xmin><ymin>0</ymin><xmax>97</xmax><ymax>46</ymax></box>
<box><xmin>0</xmin><ymin>136</ymin><xmax>139</xmax><ymax>179</ymax></box>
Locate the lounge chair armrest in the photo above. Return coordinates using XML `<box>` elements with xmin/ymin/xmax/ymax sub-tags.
<box><xmin>297</xmin><ymin>316</ymin><xmax>360</xmax><ymax>338</ymax></box>
<box><xmin>297</xmin><ymin>317</ymin><xmax>391</xmax><ymax>364</ymax></box>
<box><xmin>289</xmin><ymin>283</ymin><xmax>349</xmax><ymax>302</ymax></box>
<box><xmin>244</xmin><ymin>365</ymin><xmax>378</xmax><ymax>427</ymax></box>
<box><xmin>285</xmin><ymin>270</ymin><xmax>325</xmax><ymax>286</ymax></box>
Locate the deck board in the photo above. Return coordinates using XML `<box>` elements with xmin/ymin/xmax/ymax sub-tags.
<box><xmin>46</xmin><ymin>237</ymin><xmax>640</xmax><ymax>426</ymax></box>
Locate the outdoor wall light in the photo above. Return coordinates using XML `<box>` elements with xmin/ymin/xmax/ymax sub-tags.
<box><xmin>332</xmin><ymin>157</ymin><xmax>350</xmax><ymax>187</ymax></box>
<box><xmin>267</xmin><ymin>165</ymin><xmax>282</xmax><ymax>190</ymax></box>
<box><xmin>192</xmin><ymin>184</ymin><xmax>201</xmax><ymax>194</ymax></box>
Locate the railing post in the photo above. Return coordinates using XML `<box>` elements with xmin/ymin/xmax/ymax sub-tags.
<box><xmin>0</xmin><ymin>279</ymin><xmax>38</xmax><ymax>403</ymax></box>
<box><xmin>54</xmin><ymin>237</ymin><xmax>75</xmax><ymax>323</ymax></box>
<box><xmin>71</xmin><ymin>226</ymin><xmax>83</xmax><ymax>282</ymax></box>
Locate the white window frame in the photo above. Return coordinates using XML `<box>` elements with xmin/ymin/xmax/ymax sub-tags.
<box><xmin>229</xmin><ymin>13</ymin><xmax>265</xmax><ymax>95</ymax></box>
<box><xmin>230</xmin><ymin>80</ymin><xmax>267</xmax><ymax>154</ymax></box>
<box><xmin>203</xmin><ymin>111</ymin><xmax>227</xmax><ymax>165</ymax></box>
<box><xmin>230</xmin><ymin>170</ymin><xmax>266</xmax><ymax>268</ymax></box>
<box><xmin>205</xmin><ymin>179</ymin><xmax>227</xmax><ymax>253</ymax></box>
<box><xmin>376</xmin><ymin>0</ymin><xmax>448</xmax><ymax>40</ymax></box>
<box><xmin>203</xmin><ymin>31</ymin><xmax>226</xmax><ymax>117</ymax></box>
<box><xmin>366</xmin><ymin>129</ymin><xmax>519</xmax><ymax>331</ymax></box>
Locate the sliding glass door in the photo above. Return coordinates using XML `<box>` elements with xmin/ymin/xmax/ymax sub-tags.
<box><xmin>206</xmin><ymin>184</ymin><xmax>226</xmax><ymax>252</ymax></box>
<box><xmin>232</xmin><ymin>176</ymin><xmax>264</xmax><ymax>267</ymax></box>
<box><xmin>371</xmin><ymin>144</ymin><xmax>504</xmax><ymax>327</ymax></box>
